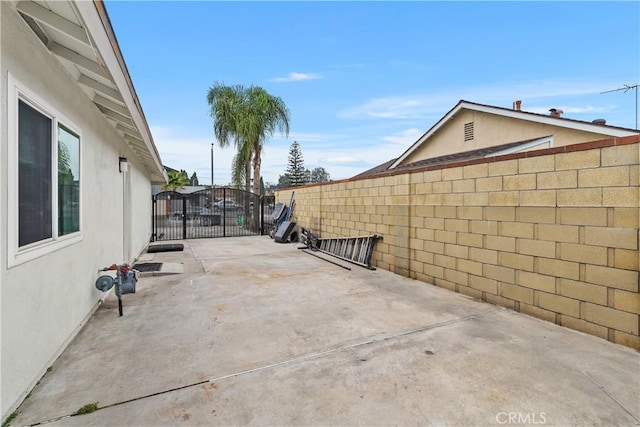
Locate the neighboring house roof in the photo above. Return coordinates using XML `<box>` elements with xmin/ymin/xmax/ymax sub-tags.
<box><xmin>390</xmin><ymin>100</ymin><xmax>640</xmax><ymax>169</ymax></box>
<box><xmin>354</xmin><ymin>137</ymin><xmax>551</xmax><ymax>179</ymax></box>
<box><xmin>14</xmin><ymin>0</ymin><xmax>166</xmax><ymax>184</ymax></box>
<box><xmin>399</xmin><ymin>136</ymin><xmax>550</xmax><ymax>170</ymax></box>
<box><xmin>173</xmin><ymin>186</ymin><xmax>209</xmax><ymax>195</ymax></box>
<box><xmin>351</xmin><ymin>158</ymin><xmax>398</xmax><ymax>179</ymax></box>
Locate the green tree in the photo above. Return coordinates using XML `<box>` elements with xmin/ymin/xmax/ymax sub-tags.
<box><xmin>207</xmin><ymin>83</ymin><xmax>290</xmax><ymax>195</ymax></box>
<box><xmin>310</xmin><ymin>167</ymin><xmax>330</xmax><ymax>183</ymax></box>
<box><xmin>285</xmin><ymin>141</ymin><xmax>307</xmax><ymax>186</ymax></box>
<box><xmin>264</xmin><ymin>181</ymin><xmax>277</xmax><ymax>194</ymax></box>
<box><xmin>190</xmin><ymin>171</ymin><xmax>199</xmax><ymax>186</ymax></box>
<box><xmin>161</xmin><ymin>170</ymin><xmax>190</xmax><ymax>191</ymax></box>
<box><xmin>231</xmin><ymin>148</ymin><xmax>251</xmax><ymax>190</ymax></box>
<box><xmin>207</xmin><ymin>84</ymin><xmax>248</xmax><ymax>190</ymax></box>
<box><xmin>277</xmin><ymin>174</ymin><xmax>292</xmax><ymax>188</ymax></box>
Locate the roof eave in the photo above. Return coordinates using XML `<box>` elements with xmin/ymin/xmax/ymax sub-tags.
<box><xmin>390</xmin><ymin>100</ymin><xmax>466</xmax><ymax>169</ymax></box>
<box><xmin>76</xmin><ymin>0</ymin><xmax>166</xmax><ymax>183</ymax></box>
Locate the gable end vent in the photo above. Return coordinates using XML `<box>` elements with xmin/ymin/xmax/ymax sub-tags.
<box><xmin>464</xmin><ymin>122</ymin><xmax>474</xmax><ymax>141</ymax></box>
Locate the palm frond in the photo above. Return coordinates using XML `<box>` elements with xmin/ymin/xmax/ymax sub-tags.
<box><xmin>207</xmin><ymin>83</ymin><xmax>290</xmax><ymax>193</ymax></box>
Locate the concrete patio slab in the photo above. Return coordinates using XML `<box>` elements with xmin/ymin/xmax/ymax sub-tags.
<box><xmin>11</xmin><ymin>237</ymin><xmax>639</xmax><ymax>426</ymax></box>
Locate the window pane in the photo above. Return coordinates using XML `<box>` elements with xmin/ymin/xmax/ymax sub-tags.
<box><xmin>58</xmin><ymin>126</ymin><xmax>80</xmax><ymax>236</ymax></box>
<box><xmin>18</xmin><ymin>100</ymin><xmax>52</xmax><ymax>246</ymax></box>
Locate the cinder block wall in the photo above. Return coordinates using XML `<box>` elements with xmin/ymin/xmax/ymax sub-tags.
<box><xmin>277</xmin><ymin>136</ymin><xmax>639</xmax><ymax>350</ymax></box>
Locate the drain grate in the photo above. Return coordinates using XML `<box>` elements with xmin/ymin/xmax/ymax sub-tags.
<box><xmin>132</xmin><ymin>263</ymin><xmax>163</xmax><ymax>272</ymax></box>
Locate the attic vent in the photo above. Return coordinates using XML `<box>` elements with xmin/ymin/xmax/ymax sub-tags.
<box><xmin>464</xmin><ymin>122</ymin><xmax>474</xmax><ymax>141</ymax></box>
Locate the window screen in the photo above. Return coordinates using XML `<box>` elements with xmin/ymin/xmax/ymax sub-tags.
<box><xmin>18</xmin><ymin>100</ymin><xmax>53</xmax><ymax>246</ymax></box>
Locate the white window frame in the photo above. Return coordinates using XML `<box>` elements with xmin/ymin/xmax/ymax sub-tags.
<box><xmin>7</xmin><ymin>73</ymin><xmax>83</xmax><ymax>268</ymax></box>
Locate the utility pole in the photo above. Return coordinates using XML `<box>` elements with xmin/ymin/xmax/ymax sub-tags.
<box><xmin>210</xmin><ymin>142</ymin><xmax>214</xmax><ymax>207</ymax></box>
<box><xmin>601</xmin><ymin>84</ymin><xmax>639</xmax><ymax>130</ymax></box>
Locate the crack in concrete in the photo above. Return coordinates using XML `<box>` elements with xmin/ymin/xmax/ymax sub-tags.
<box><xmin>583</xmin><ymin>371</ymin><xmax>640</xmax><ymax>423</ymax></box>
<box><xmin>28</xmin><ymin>308</ymin><xmax>504</xmax><ymax>426</ymax></box>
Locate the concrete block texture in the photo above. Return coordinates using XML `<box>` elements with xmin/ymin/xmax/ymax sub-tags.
<box><xmin>277</xmin><ymin>141</ymin><xmax>640</xmax><ymax>349</ymax></box>
<box><xmin>601</xmin><ymin>143</ymin><xmax>640</xmax><ymax>166</ymax></box>
<box><xmin>537</xmin><ymin>292</ymin><xmax>581</xmax><ymax>318</ymax></box>
<box><xmin>579</xmin><ymin>166</ymin><xmax>630</xmax><ymax>188</ymax></box>
<box><xmin>503</xmin><ymin>173</ymin><xmax>537</xmax><ymax>190</ymax></box>
<box><xmin>519</xmin><ymin>190</ymin><xmax>557</xmax><ymax>206</ymax></box>
<box><xmin>500</xmin><ymin>283</ymin><xmax>534</xmax><ymax>304</ymax></box>
<box><xmin>584</xmin><ymin>227</ymin><xmax>638</xmax><ymax>250</ymax></box>
<box><xmin>559</xmin><ymin>207</ymin><xmax>607</xmax><ymax>226</ymax></box>
<box><xmin>518</xmin><ymin>155</ymin><xmax>555</xmax><ymax>173</ymax></box>
<box><xmin>583</xmin><ymin>303</ymin><xmax>639</xmax><ymax>335</ymax></box>
<box><xmin>555</xmin><ymin>150</ymin><xmax>600</xmax><ymax>171</ymax></box>
<box><xmin>537</xmin><ymin>224</ymin><xmax>580</xmax><ymax>243</ymax></box>
<box><xmin>537</xmin><ymin>170</ymin><xmax>577</xmax><ymax>189</ymax></box>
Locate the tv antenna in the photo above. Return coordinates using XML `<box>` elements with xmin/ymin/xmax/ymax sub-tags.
<box><xmin>601</xmin><ymin>84</ymin><xmax>639</xmax><ymax>130</ymax></box>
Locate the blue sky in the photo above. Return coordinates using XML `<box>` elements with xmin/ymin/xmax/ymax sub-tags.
<box><xmin>105</xmin><ymin>1</ymin><xmax>639</xmax><ymax>186</ymax></box>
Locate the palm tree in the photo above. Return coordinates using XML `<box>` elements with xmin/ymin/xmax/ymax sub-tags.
<box><xmin>161</xmin><ymin>170</ymin><xmax>190</xmax><ymax>191</ymax></box>
<box><xmin>243</xmin><ymin>86</ymin><xmax>290</xmax><ymax>195</ymax></box>
<box><xmin>206</xmin><ymin>83</ymin><xmax>290</xmax><ymax>195</ymax></box>
<box><xmin>206</xmin><ymin>84</ymin><xmax>248</xmax><ymax>189</ymax></box>
<box><xmin>231</xmin><ymin>151</ymin><xmax>249</xmax><ymax>189</ymax></box>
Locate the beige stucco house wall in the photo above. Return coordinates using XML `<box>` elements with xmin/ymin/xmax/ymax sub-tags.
<box><xmin>1</xmin><ymin>1</ymin><xmax>165</xmax><ymax>420</ymax></box>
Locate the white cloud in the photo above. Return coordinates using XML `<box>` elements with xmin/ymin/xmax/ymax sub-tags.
<box><xmin>338</xmin><ymin>79</ymin><xmax>627</xmax><ymax>121</ymax></box>
<box><xmin>320</xmin><ymin>156</ymin><xmax>362</xmax><ymax>164</ymax></box>
<box><xmin>381</xmin><ymin>128</ymin><xmax>423</xmax><ymax>145</ymax></box>
<box><xmin>271</xmin><ymin>72</ymin><xmax>323</xmax><ymax>83</ymax></box>
<box><xmin>285</xmin><ymin>132</ymin><xmax>328</xmax><ymax>142</ymax></box>
<box><xmin>340</xmin><ymin>96</ymin><xmax>444</xmax><ymax>120</ymax></box>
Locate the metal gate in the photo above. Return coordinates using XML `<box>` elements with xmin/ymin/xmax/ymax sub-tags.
<box><xmin>152</xmin><ymin>188</ymin><xmax>276</xmax><ymax>241</ymax></box>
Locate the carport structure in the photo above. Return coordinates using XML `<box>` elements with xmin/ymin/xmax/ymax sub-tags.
<box><xmin>12</xmin><ymin>237</ymin><xmax>639</xmax><ymax>426</ymax></box>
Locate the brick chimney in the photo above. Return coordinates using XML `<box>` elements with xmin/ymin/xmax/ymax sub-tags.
<box><xmin>513</xmin><ymin>100</ymin><xmax>522</xmax><ymax>110</ymax></box>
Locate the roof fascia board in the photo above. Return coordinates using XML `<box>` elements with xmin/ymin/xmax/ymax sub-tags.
<box><xmin>74</xmin><ymin>0</ymin><xmax>165</xmax><ymax>180</ymax></box>
<box><xmin>467</xmin><ymin>103</ymin><xmax>636</xmax><ymax>137</ymax></box>
<box><xmin>390</xmin><ymin>101</ymin><xmax>466</xmax><ymax>168</ymax></box>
